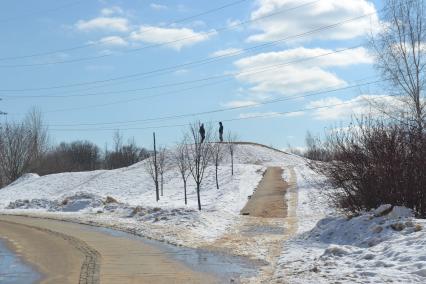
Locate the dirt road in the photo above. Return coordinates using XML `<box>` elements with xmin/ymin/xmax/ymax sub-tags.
<box><xmin>240</xmin><ymin>167</ymin><xmax>287</xmax><ymax>218</ymax></box>
<box><xmin>0</xmin><ymin>215</ymin><xmax>217</xmax><ymax>284</ymax></box>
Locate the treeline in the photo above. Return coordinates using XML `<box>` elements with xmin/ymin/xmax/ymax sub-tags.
<box><xmin>0</xmin><ymin>109</ymin><xmax>149</xmax><ymax>187</ymax></box>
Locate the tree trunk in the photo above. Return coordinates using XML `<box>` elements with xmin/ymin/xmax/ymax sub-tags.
<box><xmin>160</xmin><ymin>174</ymin><xmax>164</xmax><ymax>196</ymax></box>
<box><xmin>197</xmin><ymin>182</ymin><xmax>201</xmax><ymax>210</ymax></box>
<box><xmin>183</xmin><ymin>179</ymin><xmax>187</xmax><ymax>205</ymax></box>
<box><xmin>231</xmin><ymin>154</ymin><xmax>234</xmax><ymax>176</ymax></box>
<box><xmin>215</xmin><ymin>164</ymin><xmax>219</xmax><ymax>189</ymax></box>
<box><xmin>153</xmin><ymin>132</ymin><xmax>159</xmax><ymax>202</ymax></box>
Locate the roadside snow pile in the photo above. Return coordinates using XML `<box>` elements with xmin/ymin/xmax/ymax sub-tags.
<box><xmin>7</xmin><ymin>198</ymin><xmax>55</xmax><ymax>210</ymax></box>
<box><xmin>275</xmin><ymin>204</ymin><xmax>426</xmax><ymax>283</ymax></box>
<box><xmin>56</xmin><ymin>192</ymin><xmax>105</xmax><ymax>212</ymax></box>
<box><xmin>7</xmin><ymin>192</ymin><xmax>105</xmax><ymax>212</ymax></box>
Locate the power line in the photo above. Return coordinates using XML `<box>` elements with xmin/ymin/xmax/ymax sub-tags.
<box><xmin>48</xmin><ymin>93</ymin><xmax>396</xmax><ymax>132</ymax></box>
<box><xmin>0</xmin><ymin>0</ymin><xmax>288</xmax><ymax>62</ymax></box>
<box><xmin>3</xmin><ymin>45</ymin><xmax>364</xmax><ymax>99</ymax></box>
<box><xmin>0</xmin><ymin>0</ymin><xmax>321</xmax><ymax>68</ymax></box>
<box><xmin>0</xmin><ymin>12</ymin><xmax>378</xmax><ymax>92</ymax></box>
<box><xmin>45</xmin><ymin>78</ymin><xmax>385</xmax><ymax>127</ymax></box>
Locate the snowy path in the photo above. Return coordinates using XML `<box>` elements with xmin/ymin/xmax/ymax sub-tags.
<box><xmin>240</xmin><ymin>167</ymin><xmax>287</xmax><ymax>218</ymax></box>
<box><xmin>204</xmin><ymin>166</ymin><xmax>300</xmax><ymax>283</ymax></box>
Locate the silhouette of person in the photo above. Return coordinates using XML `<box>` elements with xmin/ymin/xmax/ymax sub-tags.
<box><xmin>199</xmin><ymin>123</ymin><xmax>206</xmax><ymax>143</ymax></box>
<box><xmin>219</xmin><ymin>122</ymin><xmax>224</xmax><ymax>142</ymax></box>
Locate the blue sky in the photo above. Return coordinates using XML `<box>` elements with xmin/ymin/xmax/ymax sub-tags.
<box><xmin>0</xmin><ymin>0</ymin><xmax>385</xmax><ymax>150</ymax></box>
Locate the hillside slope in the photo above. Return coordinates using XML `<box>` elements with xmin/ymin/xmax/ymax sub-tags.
<box><xmin>0</xmin><ymin>144</ymin><xmax>304</xmax><ymax>250</ymax></box>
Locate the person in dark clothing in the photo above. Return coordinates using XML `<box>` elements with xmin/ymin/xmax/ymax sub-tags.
<box><xmin>199</xmin><ymin>123</ymin><xmax>206</xmax><ymax>143</ymax></box>
<box><xmin>219</xmin><ymin>122</ymin><xmax>224</xmax><ymax>142</ymax></box>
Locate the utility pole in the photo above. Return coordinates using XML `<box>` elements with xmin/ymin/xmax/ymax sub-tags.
<box><xmin>153</xmin><ymin>132</ymin><xmax>159</xmax><ymax>202</ymax></box>
<box><xmin>0</xmin><ymin>98</ymin><xmax>6</xmax><ymax>117</ymax></box>
<box><xmin>0</xmin><ymin>98</ymin><xmax>6</xmax><ymax>132</ymax></box>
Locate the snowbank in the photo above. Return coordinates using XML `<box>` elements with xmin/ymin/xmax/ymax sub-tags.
<box><xmin>275</xmin><ymin>195</ymin><xmax>426</xmax><ymax>283</ymax></box>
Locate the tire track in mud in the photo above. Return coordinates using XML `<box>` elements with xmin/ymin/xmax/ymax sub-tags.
<box><xmin>0</xmin><ymin>219</ymin><xmax>100</xmax><ymax>284</ymax></box>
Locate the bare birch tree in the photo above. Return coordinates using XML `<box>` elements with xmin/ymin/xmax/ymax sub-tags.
<box><xmin>370</xmin><ymin>0</ymin><xmax>426</xmax><ymax>130</ymax></box>
<box><xmin>212</xmin><ymin>142</ymin><xmax>224</xmax><ymax>189</ymax></box>
<box><xmin>174</xmin><ymin>140</ymin><xmax>191</xmax><ymax>205</ymax></box>
<box><xmin>157</xmin><ymin>146</ymin><xmax>168</xmax><ymax>197</ymax></box>
<box><xmin>227</xmin><ymin>132</ymin><xmax>238</xmax><ymax>176</ymax></box>
<box><xmin>186</xmin><ymin>122</ymin><xmax>213</xmax><ymax>210</ymax></box>
<box><xmin>144</xmin><ymin>133</ymin><xmax>159</xmax><ymax>201</ymax></box>
<box><xmin>144</xmin><ymin>153</ymin><xmax>160</xmax><ymax>201</ymax></box>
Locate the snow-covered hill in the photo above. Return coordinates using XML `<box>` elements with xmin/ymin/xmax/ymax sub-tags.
<box><xmin>0</xmin><ymin>143</ymin><xmax>302</xmax><ymax>210</ymax></box>
<box><xmin>0</xmin><ymin>143</ymin><xmax>305</xmax><ymax>248</ymax></box>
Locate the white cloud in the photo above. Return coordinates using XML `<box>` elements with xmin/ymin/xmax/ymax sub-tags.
<box><xmin>227</xmin><ymin>18</ymin><xmax>243</xmax><ymax>31</ymax></box>
<box><xmin>150</xmin><ymin>3</ymin><xmax>168</xmax><ymax>10</ymax></box>
<box><xmin>130</xmin><ymin>26</ymin><xmax>216</xmax><ymax>50</ymax></box>
<box><xmin>307</xmin><ymin>95</ymin><xmax>403</xmax><ymax>120</ymax></box>
<box><xmin>285</xmin><ymin>111</ymin><xmax>305</xmax><ymax>117</ymax></box>
<box><xmin>233</xmin><ymin>47</ymin><xmax>372</xmax><ymax>97</ymax></box>
<box><xmin>239</xmin><ymin>111</ymin><xmax>282</xmax><ymax>119</ymax></box>
<box><xmin>76</xmin><ymin>17</ymin><xmax>130</xmax><ymax>32</ymax></box>
<box><xmin>210</xmin><ymin>48</ymin><xmax>242</xmax><ymax>57</ymax></box>
<box><xmin>101</xmin><ymin>6</ymin><xmax>124</xmax><ymax>16</ymax></box>
<box><xmin>247</xmin><ymin>0</ymin><xmax>379</xmax><ymax>43</ymax></box>
<box><xmin>97</xmin><ymin>36</ymin><xmax>128</xmax><ymax>46</ymax></box>
<box><xmin>223</xmin><ymin>100</ymin><xmax>258</xmax><ymax>108</ymax></box>
<box><xmin>173</xmin><ymin>69</ymin><xmax>189</xmax><ymax>75</ymax></box>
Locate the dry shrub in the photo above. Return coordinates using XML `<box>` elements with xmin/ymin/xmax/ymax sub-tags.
<box><xmin>313</xmin><ymin>118</ymin><xmax>426</xmax><ymax>218</ymax></box>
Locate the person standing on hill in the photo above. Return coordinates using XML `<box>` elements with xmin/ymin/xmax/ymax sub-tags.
<box><xmin>199</xmin><ymin>123</ymin><xmax>206</xmax><ymax>143</ymax></box>
<box><xmin>219</xmin><ymin>122</ymin><xmax>224</xmax><ymax>142</ymax></box>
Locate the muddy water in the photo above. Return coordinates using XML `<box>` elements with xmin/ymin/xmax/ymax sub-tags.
<box><xmin>90</xmin><ymin>226</ymin><xmax>260</xmax><ymax>282</ymax></box>
<box><xmin>0</xmin><ymin>239</ymin><xmax>41</xmax><ymax>284</ymax></box>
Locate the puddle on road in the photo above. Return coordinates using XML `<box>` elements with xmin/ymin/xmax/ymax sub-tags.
<box><xmin>91</xmin><ymin>226</ymin><xmax>261</xmax><ymax>282</ymax></box>
<box><xmin>241</xmin><ymin>225</ymin><xmax>284</xmax><ymax>236</ymax></box>
<box><xmin>0</xmin><ymin>239</ymin><xmax>41</xmax><ymax>284</ymax></box>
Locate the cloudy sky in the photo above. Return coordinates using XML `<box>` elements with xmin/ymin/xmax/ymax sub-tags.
<box><xmin>0</xmin><ymin>0</ymin><xmax>385</xmax><ymax>149</ymax></box>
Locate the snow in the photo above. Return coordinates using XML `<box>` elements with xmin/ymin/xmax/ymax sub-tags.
<box><xmin>1</xmin><ymin>142</ymin><xmax>425</xmax><ymax>283</ymax></box>
<box><xmin>273</xmin><ymin>164</ymin><xmax>426</xmax><ymax>283</ymax></box>
<box><xmin>0</xmin><ymin>143</ymin><xmax>304</xmax><ymax>247</ymax></box>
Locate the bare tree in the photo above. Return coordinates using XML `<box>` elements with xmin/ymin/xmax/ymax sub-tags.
<box><xmin>186</xmin><ymin>122</ymin><xmax>213</xmax><ymax>210</ymax></box>
<box><xmin>174</xmin><ymin>140</ymin><xmax>191</xmax><ymax>204</ymax></box>
<box><xmin>144</xmin><ymin>133</ymin><xmax>160</xmax><ymax>201</ymax></box>
<box><xmin>105</xmin><ymin>135</ymin><xmax>147</xmax><ymax>169</ymax></box>
<box><xmin>227</xmin><ymin>132</ymin><xmax>238</xmax><ymax>176</ymax></box>
<box><xmin>20</xmin><ymin>108</ymin><xmax>49</xmax><ymax>174</ymax></box>
<box><xmin>370</xmin><ymin>0</ymin><xmax>426</xmax><ymax>130</ymax></box>
<box><xmin>304</xmin><ymin>131</ymin><xmax>331</xmax><ymax>161</ymax></box>
<box><xmin>0</xmin><ymin>109</ymin><xmax>49</xmax><ymax>184</ymax></box>
<box><xmin>113</xmin><ymin>130</ymin><xmax>123</xmax><ymax>153</ymax></box>
<box><xmin>144</xmin><ymin>154</ymin><xmax>160</xmax><ymax>201</ymax></box>
<box><xmin>0</xmin><ymin>122</ymin><xmax>34</xmax><ymax>184</ymax></box>
<box><xmin>212</xmin><ymin>142</ymin><xmax>224</xmax><ymax>189</ymax></box>
<box><xmin>157</xmin><ymin>146</ymin><xmax>168</xmax><ymax>197</ymax></box>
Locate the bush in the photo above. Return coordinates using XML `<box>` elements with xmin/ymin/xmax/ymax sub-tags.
<box><xmin>36</xmin><ymin>141</ymin><xmax>101</xmax><ymax>175</ymax></box>
<box><xmin>312</xmin><ymin>118</ymin><xmax>426</xmax><ymax>218</ymax></box>
<box><xmin>104</xmin><ymin>144</ymin><xmax>149</xmax><ymax>169</ymax></box>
